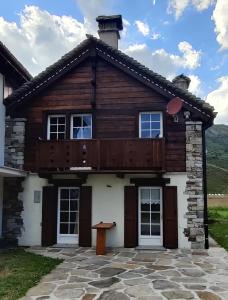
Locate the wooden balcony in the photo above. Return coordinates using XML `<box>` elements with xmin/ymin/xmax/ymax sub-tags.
<box><xmin>32</xmin><ymin>138</ymin><xmax>165</xmax><ymax>173</ymax></box>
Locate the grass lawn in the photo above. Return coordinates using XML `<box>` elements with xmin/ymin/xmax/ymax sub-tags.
<box><xmin>208</xmin><ymin>207</ymin><xmax>228</xmax><ymax>251</ymax></box>
<box><xmin>0</xmin><ymin>249</ymin><xmax>62</xmax><ymax>300</ymax></box>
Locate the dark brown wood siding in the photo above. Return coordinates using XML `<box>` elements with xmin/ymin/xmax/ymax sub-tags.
<box><xmin>124</xmin><ymin>186</ymin><xmax>138</xmax><ymax>247</ymax></box>
<box><xmin>163</xmin><ymin>186</ymin><xmax>178</xmax><ymax>249</ymax></box>
<box><xmin>79</xmin><ymin>186</ymin><xmax>92</xmax><ymax>247</ymax></box>
<box><xmin>42</xmin><ymin>186</ymin><xmax>58</xmax><ymax>246</ymax></box>
<box><xmin>22</xmin><ymin>57</ymin><xmax>186</xmax><ymax>172</ymax></box>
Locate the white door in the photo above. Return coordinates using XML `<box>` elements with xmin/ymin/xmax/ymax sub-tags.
<box><xmin>57</xmin><ymin>187</ymin><xmax>79</xmax><ymax>244</ymax></box>
<box><xmin>139</xmin><ymin>187</ymin><xmax>162</xmax><ymax>246</ymax></box>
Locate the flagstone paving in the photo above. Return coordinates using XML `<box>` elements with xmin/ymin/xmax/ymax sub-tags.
<box><xmin>20</xmin><ymin>246</ymin><xmax>228</xmax><ymax>300</ymax></box>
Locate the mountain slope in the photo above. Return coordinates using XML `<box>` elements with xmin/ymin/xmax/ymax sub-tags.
<box><xmin>206</xmin><ymin>124</ymin><xmax>228</xmax><ymax>193</ymax></box>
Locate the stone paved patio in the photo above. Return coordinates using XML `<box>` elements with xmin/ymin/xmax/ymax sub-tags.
<box><xmin>20</xmin><ymin>245</ymin><xmax>228</xmax><ymax>300</ymax></box>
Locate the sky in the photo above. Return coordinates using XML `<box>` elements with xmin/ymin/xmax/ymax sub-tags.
<box><xmin>0</xmin><ymin>0</ymin><xmax>227</xmax><ymax>124</ymax></box>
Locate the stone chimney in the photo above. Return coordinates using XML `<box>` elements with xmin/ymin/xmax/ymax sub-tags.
<box><xmin>172</xmin><ymin>74</ymin><xmax>191</xmax><ymax>90</ymax></box>
<box><xmin>96</xmin><ymin>15</ymin><xmax>123</xmax><ymax>49</ymax></box>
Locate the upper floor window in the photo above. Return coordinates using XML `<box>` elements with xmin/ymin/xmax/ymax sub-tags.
<box><xmin>47</xmin><ymin>115</ymin><xmax>66</xmax><ymax>140</ymax></box>
<box><xmin>71</xmin><ymin>114</ymin><xmax>92</xmax><ymax>139</ymax></box>
<box><xmin>139</xmin><ymin>112</ymin><xmax>163</xmax><ymax>138</ymax></box>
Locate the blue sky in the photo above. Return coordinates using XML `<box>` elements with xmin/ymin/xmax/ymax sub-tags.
<box><xmin>0</xmin><ymin>0</ymin><xmax>227</xmax><ymax>124</ymax></box>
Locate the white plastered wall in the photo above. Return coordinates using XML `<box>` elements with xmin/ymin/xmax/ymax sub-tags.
<box><xmin>165</xmin><ymin>172</ymin><xmax>190</xmax><ymax>249</ymax></box>
<box><xmin>18</xmin><ymin>174</ymin><xmax>47</xmax><ymax>246</ymax></box>
<box><xmin>86</xmin><ymin>174</ymin><xmax>130</xmax><ymax>247</ymax></box>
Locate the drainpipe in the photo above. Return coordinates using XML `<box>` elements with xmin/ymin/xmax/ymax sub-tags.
<box><xmin>202</xmin><ymin>127</ymin><xmax>209</xmax><ymax>249</ymax></box>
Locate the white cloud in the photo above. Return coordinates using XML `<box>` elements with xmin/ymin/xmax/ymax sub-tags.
<box><xmin>178</xmin><ymin>41</ymin><xmax>201</xmax><ymax>69</ymax></box>
<box><xmin>168</xmin><ymin>0</ymin><xmax>189</xmax><ymax>19</ymax></box>
<box><xmin>135</xmin><ymin>20</ymin><xmax>150</xmax><ymax>36</ymax></box>
<box><xmin>125</xmin><ymin>41</ymin><xmax>202</xmax><ymax>80</ymax></box>
<box><xmin>151</xmin><ymin>32</ymin><xmax>161</xmax><ymax>40</ymax></box>
<box><xmin>188</xmin><ymin>74</ymin><xmax>202</xmax><ymax>95</ymax></box>
<box><xmin>206</xmin><ymin>76</ymin><xmax>228</xmax><ymax>124</ymax></box>
<box><xmin>0</xmin><ymin>5</ymin><xmax>91</xmax><ymax>75</ymax></box>
<box><xmin>212</xmin><ymin>0</ymin><xmax>228</xmax><ymax>50</ymax></box>
<box><xmin>168</xmin><ymin>0</ymin><xmax>214</xmax><ymax>19</ymax></box>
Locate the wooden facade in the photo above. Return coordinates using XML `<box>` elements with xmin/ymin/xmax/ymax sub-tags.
<box><xmin>21</xmin><ymin>57</ymin><xmax>186</xmax><ymax>173</ymax></box>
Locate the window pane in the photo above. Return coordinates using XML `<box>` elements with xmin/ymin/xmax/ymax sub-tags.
<box><xmin>83</xmin><ymin>127</ymin><xmax>92</xmax><ymax>138</ymax></box>
<box><xmin>141</xmin><ymin>122</ymin><xmax>150</xmax><ymax>130</ymax></box>
<box><xmin>141</xmin><ymin>130</ymin><xmax>150</xmax><ymax>138</ymax></box>
<box><xmin>73</xmin><ymin>128</ymin><xmax>82</xmax><ymax>139</ymax></box>
<box><xmin>60</xmin><ymin>200</ymin><xmax>69</xmax><ymax>211</ymax></box>
<box><xmin>150</xmin><ymin>114</ymin><xmax>160</xmax><ymax>122</ymax></box>
<box><xmin>70</xmin><ymin>212</ymin><xmax>77</xmax><ymax>222</ymax></box>
<box><xmin>70</xmin><ymin>200</ymin><xmax>78</xmax><ymax>211</ymax></box>
<box><xmin>151</xmin><ymin>225</ymin><xmax>160</xmax><ymax>236</ymax></box>
<box><xmin>58</xmin><ymin>133</ymin><xmax>65</xmax><ymax>140</ymax></box>
<box><xmin>141</xmin><ymin>213</ymin><xmax>150</xmax><ymax>223</ymax></box>
<box><xmin>50</xmin><ymin>117</ymin><xmax>58</xmax><ymax>124</ymax></box>
<box><xmin>140</xmin><ymin>189</ymin><xmax>150</xmax><ymax>200</ymax></box>
<box><xmin>151</xmin><ymin>122</ymin><xmax>160</xmax><ymax>130</ymax></box>
<box><xmin>61</xmin><ymin>189</ymin><xmax>69</xmax><ymax>199</ymax></box>
<box><xmin>151</xmin><ymin>213</ymin><xmax>160</xmax><ymax>223</ymax></box>
<box><xmin>83</xmin><ymin>115</ymin><xmax>91</xmax><ymax>126</ymax></box>
<box><xmin>60</xmin><ymin>212</ymin><xmax>69</xmax><ymax>222</ymax></box>
<box><xmin>151</xmin><ymin>189</ymin><xmax>160</xmax><ymax>200</ymax></box>
<box><xmin>141</xmin><ymin>113</ymin><xmax>150</xmax><ymax>122</ymax></box>
<box><xmin>73</xmin><ymin>117</ymin><xmax>81</xmax><ymax>127</ymax></box>
<box><xmin>58</xmin><ymin>125</ymin><xmax>65</xmax><ymax>132</ymax></box>
<box><xmin>59</xmin><ymin>117</ymin><xmax>65</xmax><ymax>124</ymax></box>
<box><xmin>151</xmin><ymin>203</ymin><xmax>160</xmax><ymax>211</ymax></box>
<box><xmin>50</xmin><ymin>133</ymin><xmax>57</xmax><ymax>140</ymax></box>
<box><xmin>70</xmin><ymin>189</ymin><xmax>79</xmax><ymax>199</ymax></box>
<box><xmin>50</xmin><ymin>125</ymin><xmax>57</xmax><ymax>132</ymax></box>
<box><xmin>151</xmin><ymin>130</ymin><xmax>160</xmax><ymax>138</ymax></box>
<box><xmin>60</xmin><ymin>223</ymin><xmax>68</xmax><ymax>234</ymax></box>
<box><xmin>141</xmin><ymin>224</ymin><xmax>150</xmax><ymax>235</ymax></box>
<box><xmin>70</xmin><ymin>223</ymin><xmax>78</xmax><ymax>234</ymax></box>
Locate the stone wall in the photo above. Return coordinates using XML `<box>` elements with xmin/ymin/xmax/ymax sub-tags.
<box><xmin>5</xmin><ymin>117</ymin><xmax>26</xmax><ymax>170</ymax></box>
<box><xmin>2</xmin><ymin>177</ymin><xmax>24</xmax><ymax>245</ymax></box>
<box><xmin>184</xmin><ymin>121</ymin><xmax>205</xmax><ymax>249</ymax></box>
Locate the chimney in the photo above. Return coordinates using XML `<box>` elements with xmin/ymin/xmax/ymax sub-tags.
<box><xmin>96</xmin><ymin>15</ymin><xmax>123</xmax><ymax>49</ymax></box>
<box><xmin>172</xmin><ymin>74</ymin><xmax>191</xmax><ymax>90</ymax></box>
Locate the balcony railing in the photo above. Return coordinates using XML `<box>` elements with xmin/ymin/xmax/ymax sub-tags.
<box><xmin>31</xmin><ymin>138</ymin><xmax>165</xmax><ymax>172</ymax></box>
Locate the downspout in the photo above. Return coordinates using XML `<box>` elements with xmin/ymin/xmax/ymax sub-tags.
<box><xmin>202</xmin><ymin>127</ymin><xmax>209</xmax><ymax>249</ymax></box>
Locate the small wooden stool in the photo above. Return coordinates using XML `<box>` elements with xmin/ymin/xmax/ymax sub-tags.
<box><xmin>92</xmin><ymin>222</ymin><xmax>116</xmax><ymax>255</ymax></box>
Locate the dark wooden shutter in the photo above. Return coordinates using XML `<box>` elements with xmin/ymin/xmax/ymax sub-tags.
<box><xmin>42</xmin><ymin>186</ymin><xmax>58</xmax><ymax>246</ymax></box>
<box><xmin>79</xmin><ymin>186</ymin><xmax>92</xmax><ymax>247</ymax></box>
<box><xmin>163</xmin><ymin>186</ymin><xmax>178</xmax><ymax>249</ymax></box>
<box><xmin>124</xmin><ymin>186</ymin><xmax>138</xmax><ymax>247</ymax></box>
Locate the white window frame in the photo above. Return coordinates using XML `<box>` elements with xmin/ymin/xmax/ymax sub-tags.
<box><xmin>47</xmin><ymin>114</ymin><xmax>66</xmax><ymax>140</ymax></box>
<box><xmin>139</xmin><ymin>112</ymin><xmax>163</xmax><ymax>138</ymax></box>
<box><xmin>70</xmin><ymin>114</ymin><xmax>92</xmax><ymax>140</ymax></box>
<box><xmin>138</xmin><ymin>186</ymin><xmax>163</xmax><ymax>246</ymax></box>
<box><xmin>57</xmin><ymin>186</ymin><xmax>79</xmax><ymax>244</ymax></box>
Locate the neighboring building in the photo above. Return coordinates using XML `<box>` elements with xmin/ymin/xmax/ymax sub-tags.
<box><xmin>4</xmin><ymin>15</ymin><xmax>216</xmax><ymax>249</ymax></box>
<box><xmin>0</xmin><ymin>41</ymin><xmax>31</xmax><ymax>245</ymax></box>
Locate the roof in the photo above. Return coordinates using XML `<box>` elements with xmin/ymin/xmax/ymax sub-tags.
<box><xmin>0</xmin><ymin>41</ymin><xmax>32</xmax><ymax>85</ymax></box>
<box><xmin>4</xmin><ymin>35</ymin><xmax>216</xmax><ymax>121</ymax></box>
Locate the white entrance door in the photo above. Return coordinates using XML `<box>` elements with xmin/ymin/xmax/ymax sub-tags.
<box><xmin>139</xmin><ymin>187</ymin><xmax>162</xmax><ymax>246</ymax></box>
<box><xmin>57</xmin><ymin>187</ymin><xmax>79</xmax><ymax>244</ymax></box>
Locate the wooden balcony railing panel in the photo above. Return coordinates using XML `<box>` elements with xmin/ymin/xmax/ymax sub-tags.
<box><xmin>35</xmin><ymin>138</ymin><xmax>165</xmax><ymax>172</ymax></box>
